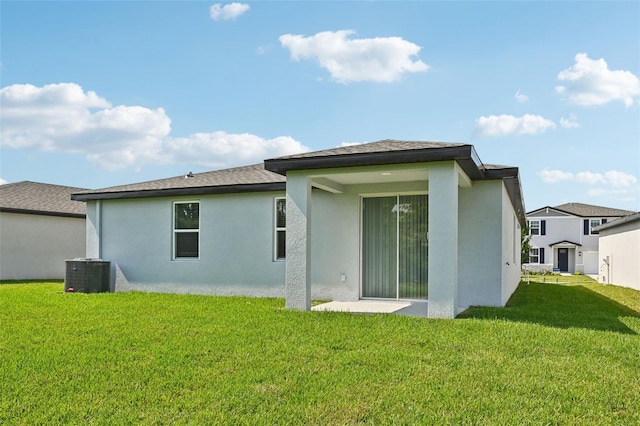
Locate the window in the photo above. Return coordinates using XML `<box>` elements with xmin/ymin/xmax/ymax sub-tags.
<box><xmin>529</xmin><ymin>220</ymin><xmax>540</xmax><ymax>235</ymax></box>
<box><xmin>529</xmin><ymin>248</ymin><xmax>540</xmax><ymax>264</ymax></box>
<box><xmin>529</xmin><ymin>247</ymin><xmax>545</xmax><ymax>264</ymax></box>
<box><xmin>274</xmin><ymin>198</ymin><xmax>286</xmax><ymax>260</ymax></box>
<box><xmin>173</xmin><ymin>202</ymin><xmax>199</xmax><ymax>259</ymax></box>
<box><xmin>590</xmin><ymin>219</ymin><xmax>601</xmax><ymax>235</ymax></box>
<box><xmin>528</xmin><ymin>219</ymin><xmax>545</xmax><ymax>236</ymax></box>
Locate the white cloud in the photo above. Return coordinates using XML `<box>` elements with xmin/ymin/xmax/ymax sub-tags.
<box><xmin>603</xmin><ymin>170</ymin><xmax>638</xmax><ymax>188</ymax></box>
<box><xmin>0</xmin><ymin>178</ymin><xmax>8</xmax><ymax>185</ymax></box>
<box><xmin>166</xmin><ymin>132</ymin><xmax>309</xmax><ymax>168</ymax></box>
<box><xmin>515</xmin><ymin>90</ymin><xmax>529</xmax><ymax>103</ymax></box>
<box><xmin>279</xmin><ymin>30</ymin><xmax>428</xmax><ymax>83</ymax></box>
<box><xmin>339</xmin><ymin>142</ymin><xmax>363</xmax><ymax>147</ymax></box>
<box><xmin>474</xmin><ymin>114</ymin><xmax>556</xmax><ymax>137</ymax></box>
<box><xmin>0</xmin><ymin>83</ymin><xmax>171</xmax><ymax>170</ymax></box>
<box><xmin>559</xmin><ymin>113</ymin><xmax>579</xmax><ymax>128</ymax></box>
<box><xmin>539</xmin><ymin>169</ymin><xmax>638</xmax><ymax>188</ymax></box>
<box><xmin>555</xmin><ymin>53</ymin><xmax>640</xmax><ymax>107</ymax></box>
<box><xmin>0</xmin><ymin>82</ymin><xmax>308</xmax><ymax>170</ymax></box>
<box><xmin>537</xmin><ymin>169</ymin><xmax>574</xmax><ymax>184</ymax></box>
<box><xmin>209</xmin><ymin>3</ymin><xmax>249</xmax><ymax>21</ymax></box>
<box><xmin>574</xmin><ymin>171</ymin><xmax>606</xmax><ymax>185</ymax></box>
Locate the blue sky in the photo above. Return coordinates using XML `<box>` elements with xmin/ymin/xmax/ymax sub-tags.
<box><xmin>1</xmin><ymin>1</ymin><xmax>639</xmax><ymax>211</ymax></box>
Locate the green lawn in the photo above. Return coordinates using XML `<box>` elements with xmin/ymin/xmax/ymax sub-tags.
<box><xmin>1</xmin><ymin>280</ymin><xmax>639</xmax><ymax>425</ymax></box>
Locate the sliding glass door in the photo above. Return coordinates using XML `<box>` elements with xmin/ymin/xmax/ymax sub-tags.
<box><xmin>362</xmin><ymin>195</ymin><xmax>428</xmax><ymax>300</ymax></box>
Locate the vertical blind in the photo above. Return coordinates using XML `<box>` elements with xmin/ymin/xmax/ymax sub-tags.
<box><xmin>398</xmin><ymin>195</ymin><xmax>428</xmax><ymax>299</ymax></box>
<box><xmin>362</xmin><ymin>195</ymin><xmax>428</xmax><ymax>300</ymax></box>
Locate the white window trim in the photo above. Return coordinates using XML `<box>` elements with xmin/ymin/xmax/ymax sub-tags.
<box><xmin>274</xmin><ymin>197</ymin><xmax>286</xmax><ymax>261</ymax></box>
<box><xmin>529</xmin><ymin>247</ymin><xmax>540</xmax><ymax>264</ymax></box>
<box><xmin>528</xmin><ymin>219</ymin><xmax>540</xmax><ymax>236</ymax></box>
<box><xmin>589</xmin><ymin>218</ymin><xmax>602</xmax><ymax>235</ymax></box>
<box><xmin>173</xmin><ymin>201</ymin><xmax>200</xmax><ymax>261</ymax></box>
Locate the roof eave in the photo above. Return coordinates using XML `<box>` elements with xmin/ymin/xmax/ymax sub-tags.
<box><xmin>594</xmin><ymin>212</ymin><xmax>640</xmax><ymax>231</ymax></box>
<box><xmin>264</xmin><ymin>145</ymin><xmax>486</xmax><ymax>179</ymax></box>
<box><xmin>549</xmin><ymin>240</ymin><xmax>582</xmax><ymax>247</ymax></box>
<box><xmin>0</xmin><ymin>207</ymin><xmax>85</xmax><ymax>219</ymax></box>
<box><xmin>71</xmin><ymin>182</ymin><xmax>287</xmax><ymax>201</ymax></box>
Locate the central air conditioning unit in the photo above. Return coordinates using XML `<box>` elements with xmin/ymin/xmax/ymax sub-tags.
<box><xmin>65</xmin><ymin>259</ymin><xmax>111</xmax><ymax>293</ymax></box>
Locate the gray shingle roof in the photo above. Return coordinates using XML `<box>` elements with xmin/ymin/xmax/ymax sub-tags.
<box><xmin>0</xmin><ymin>181</ymin><xmax>87</xmax><ymax>217</ymax></box>
<box><xmin>71</xmin><ymin>140</ymin><xmax>525</xmax><ymax>227</ymax></box>
<box><xmin>72</xmin><ymin>163</ymin><xmax>285</xmax><ymax>201</ymax></box>
<box><xmin>553</xmin><ymin>202</ymin><xmax>635</xmax><ymax>217</ymax></box>
<box><xmin>268</xmin><ymin>139</ymin><xmax>466</xmax><ymax>160</ymax></box>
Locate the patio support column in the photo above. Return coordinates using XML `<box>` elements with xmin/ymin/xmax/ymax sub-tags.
<box><xmin>428</xmin><ymin>162</ymin><xmax>459</xmax><ymax>318</ymax></box>
<box><xmin>285</xmin><ymin>173</ymin><xmax>312</xmax><ymax>310</ymax></box>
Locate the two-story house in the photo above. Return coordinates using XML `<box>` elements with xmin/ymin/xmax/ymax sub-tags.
<box><xmin>524</xmin><ymin>202</ymin><xmax>634</xmax><ymax>274</ymax></box>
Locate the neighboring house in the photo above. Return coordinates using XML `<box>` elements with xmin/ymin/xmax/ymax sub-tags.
<box><xmin>596</xmin><ymin>212</ymin><xmax>640</xmax><ymax>290</ymax></box>
<box><xmin>0</xmin><ymin>181</ymin><xmax>87</xmax><ymax>280</ymax></box>
<box><xmin>524</xmin><ymin>203</ymin><xmax>634</xmax><ymax>274</ymax></box>
<box><xmin>72</xmin><ymin>140</ymin><xmax>526</xmax><ymax>318</ymax></box>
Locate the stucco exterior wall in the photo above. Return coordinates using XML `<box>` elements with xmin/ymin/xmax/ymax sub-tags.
<box><xmin>598</xmin><ymin>220</ymin><xmax>640</xmax><ymax>290</ymax></box>
<box><xmin>309</xmin><ymin>189</ymin><xmax>360</xmax><ymax>301</ymax></box>
<box><xmin>87</xmin><ymin>192</ymin><xmax>286</xmax><ymax>296</ymax></box>
<box><xmin>0</xmin><ymin>212</ymin><xmax>85</xmax><ymax>280</ymax></box>
<box><xmin>501</xmin><ymin>184</ymin><xmax>522</xmax><ymax>304</ymax></box>
<box><xmin>457</xmin><ymin>180</ymin><xmax>504</xmax><ymax>308</ymax></box>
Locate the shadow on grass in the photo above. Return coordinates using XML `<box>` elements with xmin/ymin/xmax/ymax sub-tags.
<box><xmin>459</xmin><ymin>282</ymin><xmax>640</xmax><ymax>334</ymax></box>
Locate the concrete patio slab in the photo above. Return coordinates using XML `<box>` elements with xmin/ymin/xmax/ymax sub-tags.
<box><xmin>312</xmin><ymin>300</ymin><xmax>428</xmax><ymax>318</ymax></box>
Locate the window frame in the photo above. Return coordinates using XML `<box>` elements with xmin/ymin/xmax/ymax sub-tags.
<box><xmin>529</xmin><ymin>220</ymin><xmax>540</xmax><ymax>236</ymax></box>
<box><xmin>589</xmin><ymin>218</ymin><xmax>602</xmax><ymax>235</ymax></box>
<box><xmin>173</xmin><ymin>201</ymin><xmax>200</xmax><ymax>260</ymax></box>
<box><xmin>529</xmin><ymin>247</ymin><xmax>540</xmax><ymax>264</ymax></box>
<box><xmin>274</xmin><ymin>197</ymin><xmax>286</xmax><ymax>261</ymax></box>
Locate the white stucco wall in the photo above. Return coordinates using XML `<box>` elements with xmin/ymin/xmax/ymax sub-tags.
<box><xmin>457</xmin><ymin>181</ymin><xmax>504</xmax><ymax>308</ymax></box>
<box><xmin>501</xmin><ymin>184</ymin><xmax>522</xmax><ymax>304</ymax></box>
<box><xmin>598</xmin><ymin>220</ymin><xmax>640</xmax><ymax>290</ymax></box>
<box><xmin>87</xmin><ymin>192</ymin><xmax>286</xmax><ymax>296</ymax></box>
<box><xmin>309</xmin><ymin>189</ymin><xmax>360</xmax><ymax>302</ymax></box>
<box><xmin>0</xmin><ymin>212</ymin><xmax>85</xmax><ymax>280</ymax></box>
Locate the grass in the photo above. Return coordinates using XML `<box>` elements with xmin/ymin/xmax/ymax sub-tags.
<box><xmin>1</xmin><ymin>280</ymin><xmax>639</xmax><ymax>425</ymax></box>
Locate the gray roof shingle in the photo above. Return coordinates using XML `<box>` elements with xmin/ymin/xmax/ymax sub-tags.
<box><xmin>71</xmin><ymin>140</ymin><xmax>525</xmax><ymax>227</ymax></box>
<box><xmin>268</xmin><ymin>139</ymin><xmax>466</xmax><ymax>160</ymax></box>
<box><xmin>528</xmin><ymin>202</ymin><xmax>635</xmax><ymax>217</ymax></box>
<box><xmin>553</xmin><ymin>202</ymin><xmax>634</xmax><ymax>217</ymax></box>
<box><xmin>0</xmin><ymin>181</ymin><xmax>87</xmax><ymax>217</ymax></box>
<box><xmin>72</xmin><ymin>163</ymin><xmax>286</xmax><ymax>201</ymax></box>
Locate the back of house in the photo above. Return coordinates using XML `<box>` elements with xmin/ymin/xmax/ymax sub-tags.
<box><xmin>72</xmin><ymin>140</ymin><xmax>526</xmax><ymax>318</ymax></box>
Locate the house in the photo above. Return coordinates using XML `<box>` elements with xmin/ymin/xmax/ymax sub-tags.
<box><xmin>0</xmin><ymin>181</ymin><xmax>87</xmax><ymax>280</ymax></box>
<box><xmin>524</xmin><ymin>203</ymin><xmax>634</xmax><ymax>275</ymax></box>
<box><xmin>595</xmin><ymin>212</ymin><xmax>640</xmax><ymax>290</ymax></box>
<box><xmin>71</xmin><ymin>140</ymin><xmax>526</xmax><ymax>318</ymax></box>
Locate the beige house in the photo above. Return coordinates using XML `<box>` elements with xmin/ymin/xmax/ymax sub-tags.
<box><xmin>0</xmin><ymin>181</ymin><xmax>87</xmax><ymax>280</ymax></box>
